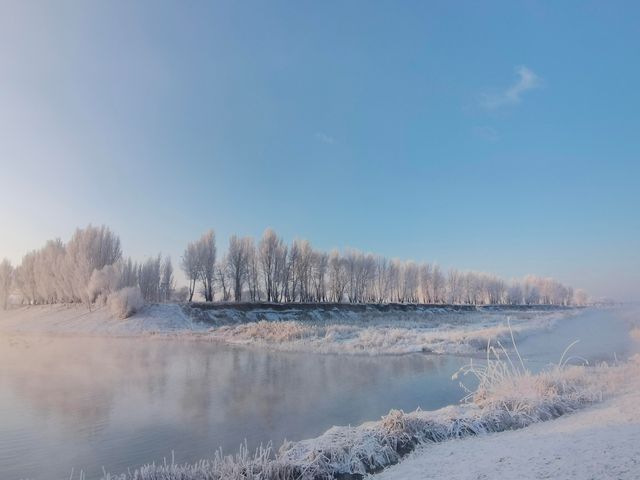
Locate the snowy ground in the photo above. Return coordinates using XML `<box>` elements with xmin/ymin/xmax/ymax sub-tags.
<box><xmin>0</xmin><ymin>304</ymin><xmax>206</xmax><ymax>336</ymax></box>
<box><xmin>374</xmin><ymin>364</ymin><xmax>640</xmax><ymax>480</ymax></box>
<box><xmin>0</xmin><ymin>303</ymin><xmax>575</xmax><ymax>355</ymax></box>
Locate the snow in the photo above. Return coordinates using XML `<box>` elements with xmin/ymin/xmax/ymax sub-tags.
<box><xmin>0</xmin><ymin>304</ymin><xmax>575</xmax><ymax>356</ymax></box>
<box><xmin>0</xmin><ymin>304</ymin><xmax>206</xmax><ymax>336</ymax></box>
<box><xmin>375</xmin><ymin>360</ymin><xmax>640</xmax><ymax>480</ymax></box>
<box><xmin>206</xmin><ymin>308</ymin><xmax>573</xmax><ymax>355</ymax></box>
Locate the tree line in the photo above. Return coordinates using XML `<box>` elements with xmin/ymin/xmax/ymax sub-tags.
<box><xmin>0</xmin><ymin>224</ymin><xmax>588</xmax><ymax>312</ymax></box>
<box><xmin>180</xmin><ymin>228</ymin><xmax>587</xmax><ymax>306</ymax></box>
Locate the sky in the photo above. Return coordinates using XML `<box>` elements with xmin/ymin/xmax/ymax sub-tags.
<box><xmin>0</xmin><ymin>1</ymin><xmax>638</xmax><ymax>300</ymax></box>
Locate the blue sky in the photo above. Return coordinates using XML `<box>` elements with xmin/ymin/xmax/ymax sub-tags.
<box><xmin>0</xmin><ymin>1</ymin><xmax>638</xmax><ymax>300</ymax></box>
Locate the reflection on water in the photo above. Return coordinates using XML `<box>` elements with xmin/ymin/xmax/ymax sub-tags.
<box><xmin>0</xmin><ymin>334</ymin><xmax>465</xmax><ymax>480</ymax></box>
<box><xmin>0</xmin><ymin>307</ymin><xmax>636</xmax><ymax>480</ymax></box>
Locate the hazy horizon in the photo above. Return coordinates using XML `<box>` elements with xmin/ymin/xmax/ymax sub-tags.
<box><xmin>1</xmin><ymin>1</ymin><xmax>638</xmax><ymax>301</ymax></box>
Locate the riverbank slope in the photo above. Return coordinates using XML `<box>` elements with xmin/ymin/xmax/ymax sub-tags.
<box><xmin>375</xmin><ymin>361</ymin><xmax>640</xmax><ymax>479</ymax></box>
<box><xmin>0</xmin><ymin>303</ymin><xmax>576</xmax><ymax>355</ymax></box>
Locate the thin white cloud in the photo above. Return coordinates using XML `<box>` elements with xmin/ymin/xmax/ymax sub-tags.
<box><xmin>481</xmin><ymin>66</ymin><xmax>541</xmax><ymax>109</ymax></box>
<box><xmin>315</xmin><ymin>132</ymin><xmax>335</xmax><ymax>145</ymax></box>
<box><xmin>472</xmin><ymin>125</ymin><xmax>499</xmax><ymax>142</ymax></box>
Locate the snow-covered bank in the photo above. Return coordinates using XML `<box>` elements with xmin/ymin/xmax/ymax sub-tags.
<box><xmin>201</xmin><ymin>306</ymin><xmax>574</xmax><ymax>355</ymax></box>
<box><xmin>0</xmin><ymin>303</ymin><xmax>576</xmax><ymax>355</ymax></box>
<box><xmin>0</xmin><ymin>304</ymin><xmax>204</xmax><ymax>336</ymax></box>
<box><xmin>375</xmin><ymin>362</ymin><xmax>640</xmax><ymax>480</ymax></box>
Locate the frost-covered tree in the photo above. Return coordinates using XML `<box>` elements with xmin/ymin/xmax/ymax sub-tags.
<box><xmin>328</xmin><ymin>250</ymin><xmax>347</xmax><ymax>302</ymax></box>
<box><xmin>14</xmin><ymin>251</ymin><xmax>38</xmax><ymax>304</ymax></box>
<box><xmin>373</xmin><ymin>256</ymin><xmax>392</xmax><ymax>303</ymax></box>
<box><xmin>11</xmin><ymin>225</ymin><xmax>122</xmax><ymax>306</ymax></box>
<box><xmin>181</xmin><ymin>231</ymin><xmax>217</xmax><ymax>302</ymax></box>
<box><xmin>196</xmin><ymin>231</ymin><xmax>216</xmax><ymax>302</ymax></box>
<box><xmin>160</xmin><ymin>256</ymin><xmax>175</xmax><ymax>303</ymax></box>
<box><xmin>120</xmin><ymin>258</ymin><xmax>139</xmax><ymax>288</ymax></box>
<box><xmin>506</xmin><ymin>282</ymin><xmax>523</xmax><ymax>305</ymax></box>
<box><xmin>181</xmin><ymin>241</ymin><xmax>201</xmax><ymax>302</ymax></box>
<box><xmin>259</xmin><ymin>228</ymin><xmax>286</xmax><ymax>302</ymax></box>
<box><xmin>227</xmin><ymin>236</ymin><xmax>253</xmax><ymax>301</ymax></box>
<box><xmin>65</xmin><ymin>225</ymin><xmax>122</xmax><ymax>306</ymax></box>
<box><xmin>431</xmin><ymin>265</ymin><xmax>445</xmax><ymax>303</ymax></box>
<box><xmin>87</xmin><ymin>264</ymin><xmax>121</xmax><ymax>304</ymax></box>
<box><xmin>0</xmin><ymin>259</ymin><xmax>13</xmax><ymax>310</ymax></box>
<box><xmin>342</xmin><ymin>250</ymin><xmax>376</xmax><ymax>303</ymax></box>
<box><xmin>402</xmin><ymin>262</ymin><xmax>420</xmax><ymax>303</ymax></box>
<box><xmin>285</xmin><ymin>240</ymin><xmax>300</xmax><ymax>302</ymax></box>
<box><xmin>246</xmin><ymin>240</ymin><xmax>261</xmax><ymax>301</ymax></box>
<box><xmin>293</xmin><ymin>239</ymin><xmax>313</xmax><ymax>302</ymax></box>
<box><xmin>419</xmin><ymin>263</ymin><xmax>432</xmax><ymax>303</ymax></box>
<box><xmin>447</xmin><ymin>268</ymin><xmax>463</xmax><ymax>304</ymax></box>
<box><xmin>574</xmin><ymin>289</ymin><xmax>589</xmax><ymax>306</ymax></box>
<box><xmin>311</xmin><ymin>250</ymin><xmax>328</xmax><ymax>302</ymax></box>
<box><xmin>138</xmin><ymin>255</ymin><xmax>162</xmax><ymax>302</ymax></box>
<box><xmin>216</xmin><ymin>255</ymin><xmax>232</xmax><ymax>302</ymax></box>
<box><xmin>10</xmin><ymin>224</ymin><xmax>584</xmax><ymax>308</ymax></box>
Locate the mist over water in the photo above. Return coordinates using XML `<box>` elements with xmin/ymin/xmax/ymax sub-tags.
<box><xmin>0</xmin><ymin>335</ymin><xmax>464</xmax><ymax>480</ymax></box>
<box><xmin>0</xmin><ymin>308</ymin><xmax>636</xmax><ymax>480</ymax></box>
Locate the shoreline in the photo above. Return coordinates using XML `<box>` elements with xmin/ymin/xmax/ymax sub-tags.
<box><xmin>0</xmin><ymin>303</ymin><xmax>578</xmax><ymax>357</ymax></box>
<box><xmin>375</xmin><ymin>362</ymin><xmax>640</xmax><ymax>479</ymax></box>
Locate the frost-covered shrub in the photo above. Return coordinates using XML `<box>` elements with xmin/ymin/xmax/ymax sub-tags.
<box><xmin>100</xmin><ymin>442</ymin><xmax>298</xmax><ymax>480</ymax></box>
<box><xmin>87</xmin><ymin>264</ymin><xmax>122</xmax><ymax>304</ymax></box>
<box><xmin>209</xmin><ymin>311</ymin><xmax>564</xmax><ymax>356</ymax></box>
<box><xmin>107</xmin><ymin>287</ymin><xmax>144</xmax><ymax>319</ymax></box>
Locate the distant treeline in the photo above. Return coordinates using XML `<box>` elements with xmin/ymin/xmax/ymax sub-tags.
<box><xmin>0</xmin><ymin>225</ymin><xmax>589</xmax><ymax>313</ymax></box>
<box><xmin>180</xmin><ymin>228</ymin><xmax>588</xmax><ymax>306</ymax></box>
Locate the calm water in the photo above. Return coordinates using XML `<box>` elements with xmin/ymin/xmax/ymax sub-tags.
<box><xmin>0</xmin><ymin>307</ymin><xmax>636</xmax><ymax>480</ymax></box>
